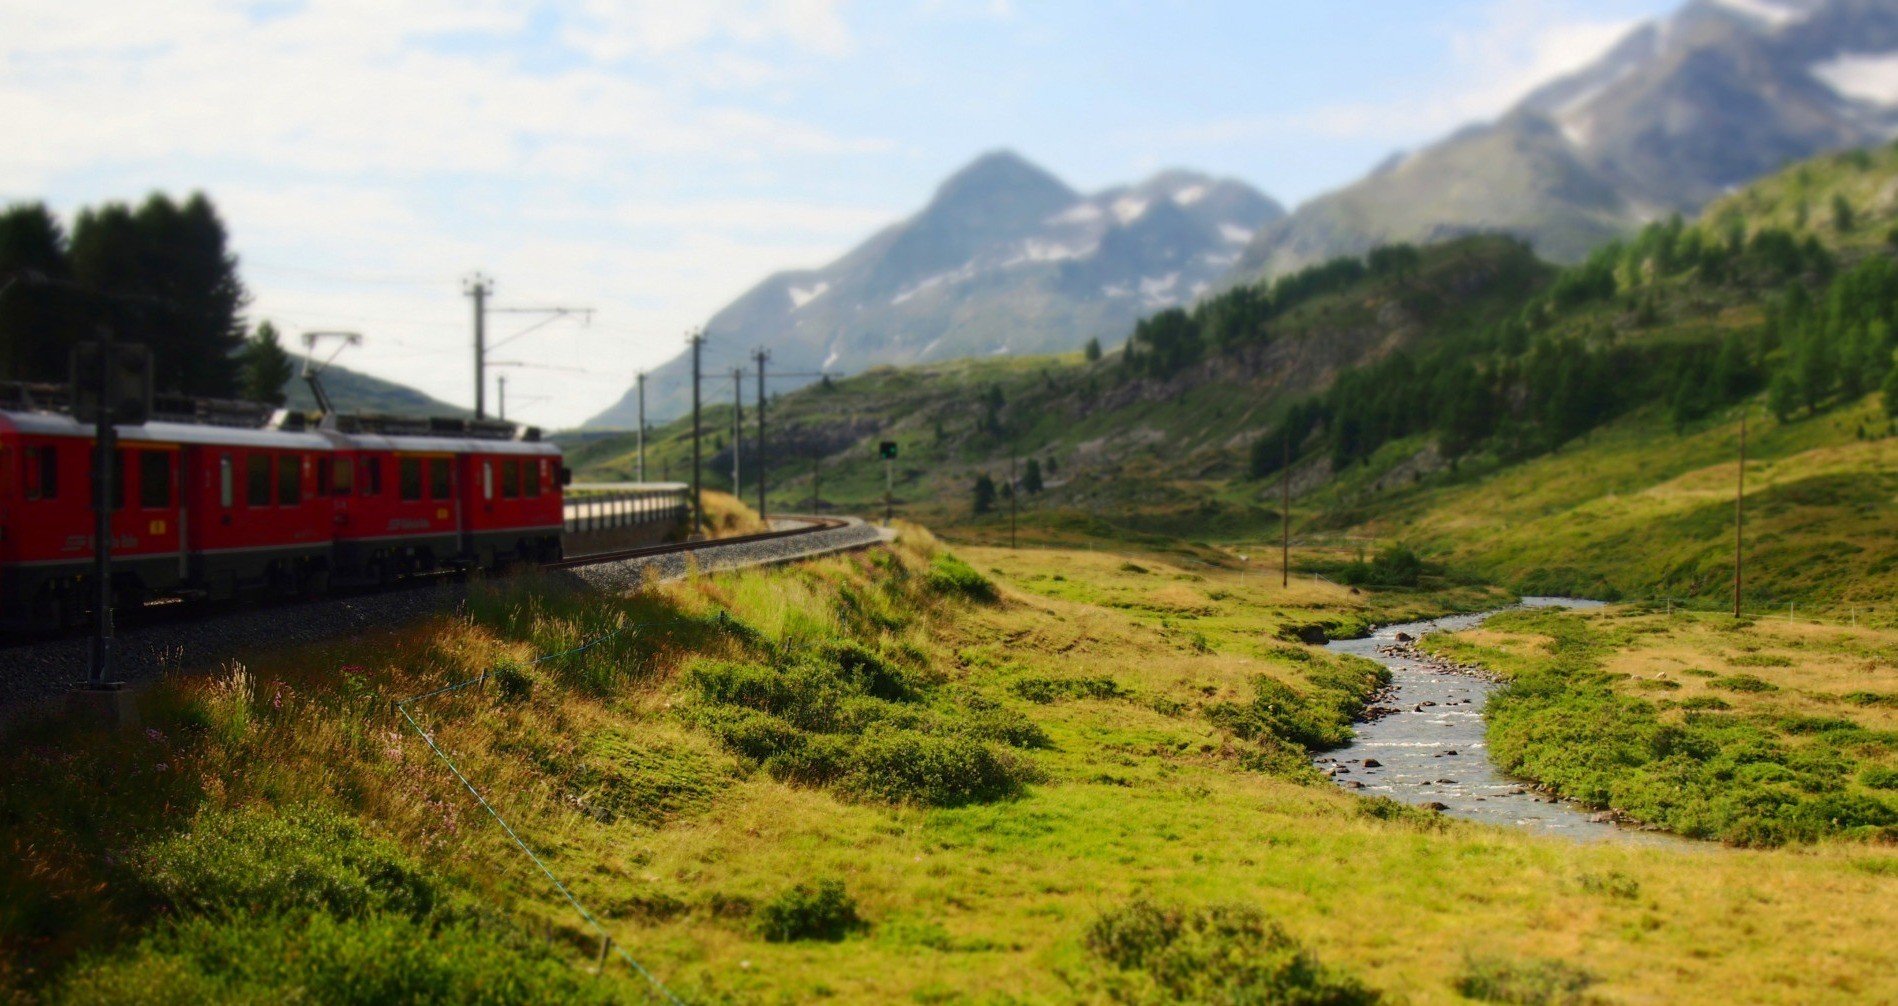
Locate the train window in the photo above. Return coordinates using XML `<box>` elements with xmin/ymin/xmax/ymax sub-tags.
<box><xmin>481</xmin><ymin>460</ymin><xmax>493</xmax><ymax>501</ymax></box>
<box><xmin>502</xmin><ymin>459</ymin><xmax>519</xmax><ymax>499</ymax></box>
<box><xmin>332</xmin><ymin>458</ymin><xmax>354</xmax><ymax>496</ymax></box>
<box><xmin>247</xmin><ymin>454</ymin><xmax>271</xmax><ymax>507</ymax></box>
<box><xmin>280</xmin><ymin>454</ymin><xmax>302</xmax><ymax>506</ymax></box>
<box><xmin>139</xmin><ymin>452</ymin><xmax>171</xmax><ymax>509</ymax></box>
<box><xmin>525</xmin><ymin>459</ymin><xmax>541</xmax><ymax>498</ymax></box>
<box><xmin>219</xmin><ymin>455</ymin><xmax>234</xmax><ymax>507</ymax></box>
<box><xmin>24</xmin><ymin>446</ymin><xmax>57</xmax><ymax>501</ymax></box>
<box><xmin>428</xmin><ymin>458</ymin><xmax>450</xmax><ymax>499</ymax></box>
<box><xmin>399</xmin><ymin>457</ymin><xmax>422</xmax><ymax>501</ymax></box>
<box><xmin>365</xmin><ymin>456</ymin><xmax>382</xmax><ymax>496</ymax></box>
<box><xmin>316</xmin><ymin>456</ymin><xmax>330</xmax><ymax>497</ymax></box>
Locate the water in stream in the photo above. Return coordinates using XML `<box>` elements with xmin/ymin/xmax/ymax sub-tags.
<box><xmin>1320</xmin><ymin>597</ymin><xmax>1684</xmax><ymax>845</ymax></box>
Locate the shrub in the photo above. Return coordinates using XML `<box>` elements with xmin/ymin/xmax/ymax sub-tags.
<box><xmin>1711</xmin><ymin>674</ymin><xmax>1777</xmax><ymax>693</ymax></box>
<box><xmin>141</xmin><ymin>808</ymin><xmax>448</xmax><ymax>923</ymax></box>
<box><xmin>1455</xmin><ymin>954</ymin><xmax>1593</xmax><ymax>1005</ymax></box>
<box><xmin>755</xmin><ymin>879</ymin><xmax>862</xmax><ymax>942</ymax></box>
<box><xmin>1011</xmin><ymin>676</ymin><xmax>1124</xmax><ymax>703</ymax></box>
<box><xmin>1085</xmin><ymin>900</ymin><xmax>1379</xmax><ymax>1005</ymax></box>
<box><xmin>1862</xmin><ymin>767</ymin><xmax>1898</xmax><ymax>790</ymax></box>
<box><xmin>841</xmin><ymin>727</ymin><xmax>1025</xmax><ymax>806</ymax></box>
<box><xmin>925</xmin><ymin>554</ymin><xmax>997</xmax><ymax>602</ymax></box>
<box><xmin>1678</xmin><ymin>696</ymin><xmax>1731</xmax><ymax>711</ymax></box>
<box><xmin>491</xmin><ymin>660</ymin><xmax>534</xmax><ymax>702</ymax></box>
<box><xmin>53</xmin><ymin>911</ymin><xmax>610</xmax><ymax>1005</ymax></box>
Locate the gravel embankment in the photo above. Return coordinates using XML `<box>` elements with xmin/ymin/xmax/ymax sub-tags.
<box><xmin>0</xmin><ymin>517</ymin><xmax>890</xmax><ymax>724</ymax></box>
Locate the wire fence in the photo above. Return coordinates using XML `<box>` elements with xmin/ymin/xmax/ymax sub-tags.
<box><xmin>392</xmin><ymin>618</ymin><xmax>689</xmax><ymax>1004</ymax></box>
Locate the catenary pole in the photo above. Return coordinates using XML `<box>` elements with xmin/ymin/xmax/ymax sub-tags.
<box><xmin>731</xmin><ymin>368</ymin><xmax>743</xmax><ymax>499</ymax></box>
<box><xmin>752</xmin><ymin>349</ymin><xmax>769</xmax><ymax>523</ymax></box>
<box><xmin>1282</xmin><ymin>430</ymin><xmax>1290</xmax><ymax>588</ymax></box>
<box><xmin>635</xmin><ymin>372</ymin><xmax>646</xmax><ymax>483</ymax></box>
<box><xmin>689</xmin><ymin>331</ymin><xmax>704</xmax><ymax>537</ymax></box>
<box><xmin>464</xmin><ymin>273</ymin><xmax>492</xmax><ymax>418</ymax></box>
<box><xmin>1735</xmin><ymin>408</ymin><xmax>1746</xmax><ymax>618</ymax></box>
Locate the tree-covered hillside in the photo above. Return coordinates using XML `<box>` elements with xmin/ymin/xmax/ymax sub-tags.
<box><xmin>569</xmin><ymin>142</ymin><xmax>1898</xmax><ymax>613</ymax></box>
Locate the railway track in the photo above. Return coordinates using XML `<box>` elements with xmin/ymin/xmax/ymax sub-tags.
<box><xmin>0</xmin><ymin>514</ymin><xmax>882</xmax><ymax>723</ymax></box>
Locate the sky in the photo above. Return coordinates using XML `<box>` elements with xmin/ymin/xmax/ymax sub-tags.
<box><xmin>0</xmin><ymin>0</ymin><xmax>1683</xmax><ymax>428</ymax></box>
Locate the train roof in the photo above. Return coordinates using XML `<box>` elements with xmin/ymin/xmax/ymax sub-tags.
<box><xmin>0</xmin><ymin>410</ymin><xmax>560</xmax><ymax>457</ymax></box>
<box><xmin>0</xmin><ymin>410</ymin><xmax>332</xmax><ymax>449</ymax></box>
<box><xmin>322</xmin><ymin>431</ymin><xmax>560</xmax><ymax>457</ymax></box>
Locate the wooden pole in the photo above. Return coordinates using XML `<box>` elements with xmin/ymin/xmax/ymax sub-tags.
<box><xmin>1281</xmin><ymin>430</ymin><xmax>1290</xmax><ymax>588</ymax></box>
<box><xmin>1734</xmin><ymin>408</ymin><xmax>1745</xmax><ymax>618</ymax></box>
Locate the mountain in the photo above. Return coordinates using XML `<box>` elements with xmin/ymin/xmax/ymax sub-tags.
<box><xmin>585</xmin><ymin>151</ymin><xmax>1282</xmax><ymax>427</ymax></box>
<box><xmin>1234</xmin><ymin>0</ymin><xmax>1898</xmax><ymax>280</ymax></box>
<box><xmin>574</xmin><ymin>140</ymin><xmax>1898</xmax><ymax>610</ymax></box>
<box><xmin>281</xmin><ymin>357</ymin><xmax>468</xmax><ymax>418</ymax></box>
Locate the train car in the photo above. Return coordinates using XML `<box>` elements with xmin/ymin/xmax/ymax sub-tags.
<box><xmin>456</xmin><ymin>443</ymin><xmax>564</xmax><ymax>566</ymax></box>
<box><xmin>0</xmin><ymin>395</ymin><xmax>570</xmax><ymax>632</ymax></box>
<box><xmin>0</xmin><ymin>409</ymin><xmax>335</xmax><ymax>627</ymax></box>
<box><xmin>324</xmin><ymin>423</ymin><xmax>562</xmax><ymax>579</ymax></box>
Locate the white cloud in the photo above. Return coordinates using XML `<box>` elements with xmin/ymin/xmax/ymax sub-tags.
<box><xmin>0</xmin><ymin>0</ymin><xmax>893</xmax><ymax>427</ymax></box>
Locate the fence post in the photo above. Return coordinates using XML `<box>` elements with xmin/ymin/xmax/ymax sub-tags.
<box><xmin>596</xmin><ymin>934</ymin><xmax>611</xmax><ymax>977</ymax></box>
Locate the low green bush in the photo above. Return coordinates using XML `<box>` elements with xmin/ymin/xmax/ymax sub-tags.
<box><xmin>1206</xmin><ymin>658</ymin><xmax>1389</xmax><ymax>753</ymax></box>
<box><xmin>141</xmin><ymin>808</ymin><xmax>449</xmax><ymax>923</ymax></box>
<box><xmin>1711</xmin><ymin>673</ymin><xmax>1777</xmax><ymax>693</ymax></box>
<box><xmin>1085</xmin><ymin>900</ymin><xmax>1379</xmax><ymax>1005</ymax></box>
<box><xmin>1011</xmin><ymin>676</ymin><xmax>1124</xmax><ymax>703</ymax></box>
<box><xmin>1455</xmin><ymin>954</ymin><xmax>1592</xmax><ymax>1005</ymax></box>
<box><xmin>53</xmin><ymin>911</ymin><xmax>610</xmax><ymax>1005</ymax></box>
<box><xmin>684</xmin><ymin>640</ymin><xmax>1038</xmax><ymax>807</ymax></box>
<box><xmin>755</xmin><ymin>879</ymin><xmax>862</xmax><ymax>943</ymax></box>
<box><xmin>925</xmin><ymin>554</ymin><xmax>998</xmax><ymax>602</ymax></box>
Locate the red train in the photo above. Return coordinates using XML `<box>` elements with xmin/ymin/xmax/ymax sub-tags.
<box><xmin>0</xmin><ymin>398</ymin><xmax>567</xmax><ymax>630</ymax></box>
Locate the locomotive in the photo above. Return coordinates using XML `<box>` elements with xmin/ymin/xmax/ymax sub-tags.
<box><xmin>0</xmin><ymin>387</ymin><xmax>567</xmax><ymax>630</ymax></box>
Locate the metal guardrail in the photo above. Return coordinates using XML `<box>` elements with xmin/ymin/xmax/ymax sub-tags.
<box><xmin>561</xmin><ymin>488</ymin><xmax>688</xmax><ymax>535</ymax></box>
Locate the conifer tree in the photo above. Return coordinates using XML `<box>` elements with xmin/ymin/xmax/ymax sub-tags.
<box><xmin>241</xmin><ymin>320</ymin><xmax>294</xmax><ymax>405</ymax></box>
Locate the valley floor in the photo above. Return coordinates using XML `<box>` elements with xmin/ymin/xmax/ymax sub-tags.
<box><xmin>2</xmin><ymin>531</ymin><xmax>1893</xmax><ymax>1004</ymax></box>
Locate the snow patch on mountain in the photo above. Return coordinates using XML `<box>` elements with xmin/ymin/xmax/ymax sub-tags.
<box><xmin>787</xmin><ymin>281</ymin><xmax>830</xmax><ymax>309</ymax></box>
<box><xmin>1812</xmin><ymin>51</ymin><xmax>1898</xmax><ymax>106</ymax></box>
<box><xmin>1219</xmin><ymin>223</ymin><xmax>1254</xmax><ymax>244</ymax></box>
<box><xmin>1111</xmin><ymin>197</ymin><xmax>1150</xmax><ymax>225</ymax></box>
<box><xmin>1708</xmin><ymin>0</ymin><xmax>1813</xmax><ymax>30</ymax></box>
<box><xmin>1049</xmin><ymin>202</ymin><xmax>1104</xmax><ymax>225</ymax></box>
<box><xmin>1172</xmin><ymin>184</ymin><xmax>1208</xmax><ymax>206</ymax></box>
<box><xmin>1004</xmin><ymin>238</ymin><xmax>1098</xmax><ymax>266</ymax></box>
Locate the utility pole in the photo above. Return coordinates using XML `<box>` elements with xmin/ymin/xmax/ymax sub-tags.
<box><xmin>635</xmin><ymin>371</ymin><xmax>646</xmax><ymax>483</ymax></box>
<box><xmin>1734</xmin><ymin>408</ymin><xmax>1746</xmax><ymax>618</ymax></box>
<box><xmin>1009</xmin><ymin>455</ymin><xmax>1019</xmax><ymax>549</ymax></box>
<box><xmin>812</xmin><ymin>450</ymin><xmax>821</xmax><ymax>512</ymax></box>
<box><xmin>731</xmin><ymin>367</ymin><xmax>743</xmax><ymax>499</ymax></box>
<box><xmin>88</xmin><ymin>333</ymin><xmax>117</xmax><ymax>686</ymax></box>
<box><xmin>752</xmin><ymin>348</ymin><xmax>769</xmax><ymax>523</ymax></box>
<box><xmin>1282</xmin><ymin>430</ymin><xmax>1291</xmax><ymax>588</ymax></box>
<box><xmin>464</xmin><ymin>273</ymin><xmax>492</xmax><ymax>418</ymax></box>
<box><xmin>497</xmin><ymin>374</ymin><xmax>507</xmax><ymax>422</ymax></box>
<box><xmin>464</xmin><ymin>271</ymin><xmax>591</xmax><ymax>421</ymax></box>
<box><xmin>689</xmin><ymin>330</ymin><xmax>704</xmax><ymax>537</ymax></box>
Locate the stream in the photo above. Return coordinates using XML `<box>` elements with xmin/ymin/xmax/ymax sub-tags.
<box><xmin>1318</xmin><ymin>597</ymin><xmax>1684</xmax><ymax>845</ymax></box>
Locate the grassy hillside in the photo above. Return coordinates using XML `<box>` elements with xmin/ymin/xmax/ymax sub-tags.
<box><xmin>571</xmin><ymin>143</ymin><xmax>1898</xmax><ymax>615</ymax></box>
<box><xmin>5</xmin><ymin>534</ymin><xmax>1893</xmax><ymax>1002</ymax></box>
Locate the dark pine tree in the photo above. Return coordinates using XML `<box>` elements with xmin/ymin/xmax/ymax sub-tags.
<box><xmin>0</xmin><ymin>203</ymin><xmax>79</xmax><ymax>382</ymax></box>
<box><xmin>972</xmin><ymin>473</ymin><xmax>997</xmax><ymax>515</ymax></box>
<box><xmin>241</xmin><ymin>320</ymin><xmax>294</xmax><ymax>405</ymax></box>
